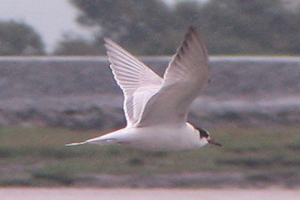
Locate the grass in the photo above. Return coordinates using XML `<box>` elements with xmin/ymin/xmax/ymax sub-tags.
<box><xmin>0</xmin><ymin>126</ymin><xmax>300</xmax><ymax>186</ymax></box>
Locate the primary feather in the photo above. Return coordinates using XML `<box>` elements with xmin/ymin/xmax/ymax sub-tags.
<box><xmin>104</xmin><ymin>27</ymin><xmax>209</xmax><ymax>128</ymax></box>
<box><xmin>104</xmin><ymin>38</ymin><xmax>163</xmax><ymax>127</ymax></box>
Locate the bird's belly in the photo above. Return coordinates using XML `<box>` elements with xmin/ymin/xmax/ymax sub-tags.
<box><xmin>123</xmin><ymin>126</ymin><xmax>199</xmax><ymax>151</ymax></box>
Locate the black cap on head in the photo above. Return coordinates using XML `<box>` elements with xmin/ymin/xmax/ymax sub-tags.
<box><xmin>198</xmin><ymin>128</ymin><xmax>209</xmax><ymax>139</ymax></box>
<box><xmin>197</xmin><ymin>127</ymin><xmax>222</xmax><ymax>147</ymax></box>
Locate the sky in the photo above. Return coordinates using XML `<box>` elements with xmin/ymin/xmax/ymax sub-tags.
<box><xmin>0</xmin><ymin>0</ymin><xmax>91</xmax><ymax>53</ymax></box>
<box><xmin>0</xmin><ymin>0</ymin><xmax>205</xmax><ymax>53</ymax></box>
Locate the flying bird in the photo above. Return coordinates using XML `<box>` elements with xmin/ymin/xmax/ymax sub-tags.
<box><xmin>66</xmin><ymin>26</ymin><xmax>221</xmax><ymax>151</ymax></box>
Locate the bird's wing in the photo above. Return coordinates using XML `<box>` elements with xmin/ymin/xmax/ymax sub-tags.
<box><xmin>137</xmin><ymin>27</ymin><xmax>210</xmax><ymax>127</ymax></box>
<box><xmin>104</xmin><ymin>38</ymin><xmax>163</xmax><ymax>127</ymax></box>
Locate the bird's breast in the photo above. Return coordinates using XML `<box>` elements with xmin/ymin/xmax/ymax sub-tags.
<box><xmin>122</xmin><ymin>124</ymin><xmax>200</xmax><ymax>151</ymax></box>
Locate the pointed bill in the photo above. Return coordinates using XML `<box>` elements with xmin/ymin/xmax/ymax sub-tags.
<box><xmin>208</xmin><ymin>139</ymin><xmax>222</xmax><ymax>147</ymax></box>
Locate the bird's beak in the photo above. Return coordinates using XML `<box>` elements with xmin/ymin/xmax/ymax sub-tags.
<box><xmin>208</xmin><ymin>139</ymin><xmax>222</xmax><ymax>147</ymax></box>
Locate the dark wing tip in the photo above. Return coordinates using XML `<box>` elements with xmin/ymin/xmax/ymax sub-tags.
<box><xmin>176</xmin><ymin>26</ymin><xmax>197</xmax><ymax>58</ymax></box>
<box><xmin>187</xmin><ymin>26</ymin><xmax>201</xmax><ymax>39</ymax></box>
<box><xmin>185</xmin><ymin>26</ymin><xmax>203</xmax><ymax>44</ymax></box>
<box><xmin>175</xmin><ymin>26</ymin><xmax>208</xmax><ymax>65</ymax></box>
<box><xmin>188</xmin><ymin>26</ymin><xmax>197</xmax><ymax>33</ymax></box>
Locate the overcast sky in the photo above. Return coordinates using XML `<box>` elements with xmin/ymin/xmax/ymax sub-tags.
<box><xmin>0</xmin><ymin>0</ymin><xmax>91</xmax><ymax>53</ymax></box>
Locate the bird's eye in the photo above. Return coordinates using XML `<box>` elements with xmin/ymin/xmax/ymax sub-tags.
<box><xmin>198</xmin><ymin>128</ymin><xmax>209</xmax><ymax>139</ymax></box>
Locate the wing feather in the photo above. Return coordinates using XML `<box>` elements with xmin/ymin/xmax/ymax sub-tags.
<box><xmin>137</xmin><ymin>27</ymin><xmax>210</xmax><ymax>127</ymax></box>
<box><xmin>104</xmin><ymin>38</ymin><xmax>163</xmax><ymax>127</ymax></box>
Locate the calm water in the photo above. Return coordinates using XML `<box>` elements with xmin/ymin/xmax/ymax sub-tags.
<box><xmin>1</xmin><ymin>188</ymin><xmax>300</xmax><ymax>200</ymax></box>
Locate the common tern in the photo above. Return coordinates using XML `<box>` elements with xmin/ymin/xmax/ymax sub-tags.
<box><xmin>66</xmin><ymin>26</ymin><xmax>221</xmax><ymax>151</ymax></box>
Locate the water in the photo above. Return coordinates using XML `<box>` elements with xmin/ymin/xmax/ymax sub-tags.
<box><xmin>1</xmin><ymin>188</ymin><xmax>299</xmax><ymax>200</ymax></box>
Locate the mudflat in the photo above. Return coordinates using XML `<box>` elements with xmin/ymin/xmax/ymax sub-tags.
<box><xmin>1</xmin><ymin>188</ymin><xmax>300</xmax><ymax>200</ymax></box>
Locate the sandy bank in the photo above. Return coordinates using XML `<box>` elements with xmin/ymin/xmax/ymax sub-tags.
<box><xmin>1</xmin><ymin>188</ymin><xmax>300</xmax><ymax>200</ymax></box>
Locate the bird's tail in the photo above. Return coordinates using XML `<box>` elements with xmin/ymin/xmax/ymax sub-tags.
<box><xmin>65</xmin><ymin>141</ymin><xmax>88</xmax><ymax>147</ymax></box>
<box><xmin>65</xmin><ymin>137</ymin><xmax>117</xmax><ymax>147</ymax></box>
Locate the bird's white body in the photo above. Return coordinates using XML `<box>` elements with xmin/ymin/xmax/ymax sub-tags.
<box><xmin>84</xmin><ymin>123</ymin><xmax>206</xmax><ymax>151</ymax></box>
<box><xmin>66</xmin><ymin>27</ymin><xmax>221</xmax><ymax>151</ymax></box>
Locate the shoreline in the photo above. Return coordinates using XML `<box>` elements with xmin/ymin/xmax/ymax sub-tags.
<box><xmin>1</xmin><ymin>187</ymin><xmax>300</xmax><ymax>200</ymax></box>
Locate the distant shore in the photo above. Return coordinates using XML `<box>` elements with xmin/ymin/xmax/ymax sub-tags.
<box><xmin>1</xmin><ymin>188</ymin><xmax>300</xmax><ymax>200</ymax></box>
<box><xmin>1</xmin><ymin>56</ymin><xmax>300</xmax><ymax>129</ymax></box>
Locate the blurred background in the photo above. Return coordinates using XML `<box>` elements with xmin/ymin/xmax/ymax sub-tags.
<box><xmin>0</xmin><ymin>0</ymin><xmax>300</xmax><ymax>190</ymax></box>
<box><xmin>1</xmin><ymin>0</ymin><xmax>300</xmax><ymax>56</ymax></box>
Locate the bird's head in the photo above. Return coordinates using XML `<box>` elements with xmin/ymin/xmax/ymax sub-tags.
<box><xmin>198</xmin><ymin>128</ymin><xmax>222</xmax><ymax>147</ymax></box>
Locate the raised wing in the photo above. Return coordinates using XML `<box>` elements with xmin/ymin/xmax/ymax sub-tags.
<box><xmin>104</xmin><ymin>38</ymin><xmax>163</xmax><ymax>127</ymax></box>
<box><xmin>137</xmin><ymin>27</ymin><xmax>210</xmax><ymax>127</ymax></box>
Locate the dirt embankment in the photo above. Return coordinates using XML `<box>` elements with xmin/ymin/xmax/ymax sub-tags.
<box><xmin>0</xmin><ymin>57</ymin><xmax>299</xmax><ymax>129</ymax></box>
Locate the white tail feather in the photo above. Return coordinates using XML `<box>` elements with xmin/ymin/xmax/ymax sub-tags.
<box><xmin>65</xmin><ymin>137</ymin><xmax>117</xmax><ymax>147</ymax></box>
<box><xmin>65</xmin><ymin>141</ymin><xmax>88</xmax><ymax>147</ymax></box>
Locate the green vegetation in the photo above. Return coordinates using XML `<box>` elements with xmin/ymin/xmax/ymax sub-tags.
<box><xmin>2</xmin><ymin>1</ymin><xmax>300</xmax><ymax>56</ymax></box>
<box><xmin>0</xmin><ymin>126</ymin><xmax>299</xmax><ymax>186</ymax></box>
<box><xmin>0</xmin><ymin>21</ymin><xmax>45</xmax><ymax>55</ymax></box>
<box><xmin>54</xmin><ymin>0</ymin><xmax>300</xmax><ymax>56</ymax></box>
